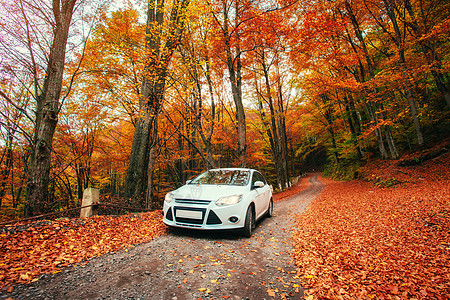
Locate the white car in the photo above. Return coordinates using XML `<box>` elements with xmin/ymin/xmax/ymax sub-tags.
<box><xmin>162</xmin><ymin>168</ymin><xmax>273</xmax><ymax>237</ymax></box>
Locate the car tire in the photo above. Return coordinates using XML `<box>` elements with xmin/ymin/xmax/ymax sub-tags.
<box><xmin>242</xmin><ymin>206</ymin><xmax>254</xmax><ymax>238</ymax></box>
<box><xmin>266</xmin><ymin>198</ymin><xmax>273</xmax><ymax>218</ymax></box>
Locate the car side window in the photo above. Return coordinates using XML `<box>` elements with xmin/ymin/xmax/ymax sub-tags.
<box><xmin>251</xmin><ymin>172</ymin><xmax>266</xmax><ymax>189</ymax></box>
<box><xmin>258</xmin><ymin>173</ymin><xmax>267</xmax><ymax>184</ymax></box>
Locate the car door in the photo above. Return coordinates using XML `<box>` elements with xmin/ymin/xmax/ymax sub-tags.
<box><xmin>251</xmin><ymin>171</ymin><xmax>270</xmax><ymax>219</ymax></box>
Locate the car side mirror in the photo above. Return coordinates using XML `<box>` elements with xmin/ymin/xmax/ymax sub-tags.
<box><xmin>185</xmin><ymin>180</ymin><xmax>192</xmax><ymax>185</ymax></box>
<box><xmin>254</xmin><ymin>181</ymin><xmax>264</xmax><ymax>188</ymax></box>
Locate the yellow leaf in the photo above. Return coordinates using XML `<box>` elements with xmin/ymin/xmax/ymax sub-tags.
<box><xmin>20</xmin><ymin>274</ymin><xmax>29</xmax><ymax>280</ymax></box>
<box><xmin>267</xmin><ymin>289</ymin><xmax>276</xmax><ymax>297</ymax></box>
<box><xmin>305</xmin><ymin>275</ymin><xmax>314</xmax><ymax>279</ymax></box>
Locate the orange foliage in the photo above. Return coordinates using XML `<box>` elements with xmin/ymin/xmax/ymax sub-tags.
<box><xmin>293</xmin><ymin>153</ymin><xmax>449</xmax><ymax>299</ymax></box>
<box><xmin>0</xmin><ymin>211</ymin><xmax>165</xmax><ymax>289</ymax></box>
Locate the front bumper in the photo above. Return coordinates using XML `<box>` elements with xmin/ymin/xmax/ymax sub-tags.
<box><xmin>162</xmin><ymin>201</ymin><xmax>246</xmax><ymax>230</ymax></box>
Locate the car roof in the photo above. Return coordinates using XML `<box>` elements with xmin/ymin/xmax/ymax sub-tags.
<box><xmin>207</xmin><ymin>168</ymin><xmax>256</xmax><ymax>172</ymax></box>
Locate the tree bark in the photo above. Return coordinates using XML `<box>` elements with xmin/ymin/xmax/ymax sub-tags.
<box><xmin>222</xmin><ymin>0</ymin><xmax>246</xmax><ymax>166</ymax></box>
<box><xmin>404</xmin><ymin>0</ymin><xmax>450</xmax><ymax>110</ymax></box>
<box><xmin>124</xmin><ymin>0</ymin><xmax>190</xmax><ymax>206</ymax></box>
<box><xmin>383</xmin><ymin>0</ymin><xmax>424</xmax><ymax>146</ymax></box>
<box><xmin>344</xmin><ymin>1</ymin><xmax>399</xmax><ymax>158</ymax></box>
<box><xmin>25</xmin><ymin>0</ymin><xmax>77</xmax><ymax>216</ymax></box>
<box><xmin>261</xmin><ymin>59</ymin><xmax>283</xmax><ymax>189</ymax></box>
<box><xmin>277</xmin><ymin>83</ymin><xmax>290</xmax><ymax>187</ymax></box>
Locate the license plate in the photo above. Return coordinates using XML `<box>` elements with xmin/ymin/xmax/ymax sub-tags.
<box><xmin>176</xmin><ymin>209</ymin><xmax>202</xmax><ymax>219</ymax></box>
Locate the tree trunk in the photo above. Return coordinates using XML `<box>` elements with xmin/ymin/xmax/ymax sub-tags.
<box><xmin>125</xmin><ymin>115</ymin><xmax>154</xmax><ymax>204</ymax></box>
<box><xmin>257</xmin><ymin>52</ymin><xmax>286</xmax><ymax>189</ymax></box>
<box><xmin>124</xmin><ymin>0</ymin><xmax>190</xmax><ymax>205</ymax></box>
<box><xmin>0</xmin><ymin>131</ymin><xmax>14</xmax><ymax>208</ymax></box>
<box><xmin>404</xmin><ymin>0</ymin><xmax>450</xmax><ymax>110</ymax></box>
<box><xmin>277</xmin><ymin>84</ymin><xmax>290</xmax><ymax>187</ymax></box>
<box><xmin>384</xmin><ymin>0</ymin><xmax>424</xmax><ymax>146</ymax></box>
<box><xmin>25</xmin><ymin>0</ymin><xmax>77</xmax><ymax>216</ymax></box>
<box><xmin>192</xmin><ymin>57</ymin><xmax>216</xmax><ymax>169</ymax></box>
<box><xmin>203</xmin><ymin>58</ymin><xmax>217</xmax><ymax>169</ymax></box>
<box><xmin>222</xmin><ymin>0</ymin><xmax>246</xmax><ymax>166</ymax></box>
<box><xmin>322</xmin><ymin>96</ymin><xmax>340</xmax><ymax>165</ymax></box>
<box><xmin>344</xmin><ymin>95</ymin><xmax>363</xmax><ymax>158</ymax></box>
<box><xmin>146</xmin><ymin>147</ymin><xmax>156</xmax><ymax>209</ymax></box>
<box><xmin>344</xmin><ymin>1</ymin><xmax>399</xmax><ymax>158</ymax></box>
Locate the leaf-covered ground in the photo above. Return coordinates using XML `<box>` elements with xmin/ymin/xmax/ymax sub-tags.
<box><xmin>0</xmin><ymin>178</ymin><xmax>309</xmax><ymax>292</ymax></box>
<box><xmin>0</xmin><ymin>211</ymin><xmax>165</xmax><ymax>290</ymax></box>
<box><xmin>273</xmin><ymin>176</ymin><xmax>311</xmax><ymax>203</ymax></box>
<box><xmin>293</xmin><ymin>152</ymin><xmax>449</xmax><ymax>299</ymax></box>
<box><xmin>1</xmin><ymin>150</ymin><xmax>448</xmax><ymax>298</ymax></box>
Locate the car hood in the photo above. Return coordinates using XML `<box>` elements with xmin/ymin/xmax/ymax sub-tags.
<box><xmin>172</xmin><ymin>184</ymin><xmax>249</xmax><ymax>201</ymax></box>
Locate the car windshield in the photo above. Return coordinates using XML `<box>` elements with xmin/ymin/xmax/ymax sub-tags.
<box><xmin>190</xmin><ymin>170</ymin><xmax>250</xmax><ymax>186</ymax></box>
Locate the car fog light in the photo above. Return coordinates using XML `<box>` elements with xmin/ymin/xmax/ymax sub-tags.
<box><xmin>229</xmin><ymin>216</ymin><xmax>239</xmax><ymax>223</ymax></box>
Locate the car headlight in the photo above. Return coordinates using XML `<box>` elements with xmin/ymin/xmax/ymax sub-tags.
<box><xmin>216</xmin><ymin>194</ymin><xmax>242</xmax><ymax>206</ymax></box>
<box><xmin>165</xmin><ymin>192</ymin><xmax>174</xmax><ymax>203</ymax></box>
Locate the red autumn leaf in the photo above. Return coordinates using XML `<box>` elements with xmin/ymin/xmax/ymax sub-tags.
<box><xmin>0</xmin><ymin>211</ymin><xmax>165</xmax><ymax>289</ymax></box>
<box><xmin>292</xmin><ymin>153</ymin><xmax>449</xmax><ymax>298</ymax></box>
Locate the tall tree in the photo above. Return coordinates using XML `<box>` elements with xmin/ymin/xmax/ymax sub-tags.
<box><xmin>254</xmin><ymin>48</ymin><xmax>291</xmax><ymax>189</ymax></box>
<box><xmin>0</xmin><ymin>0</ymin><xmax>80</xmax><ymax>216</ymax></box>
<box><xmin>124</xmin><ymin>0</ymin><xmax>190</xmax><ymax>208</ymax></box>
<box><xmin>340</xmin><ymin>0</ymin><xmax>398</xmax><ymax>159</ymax></box>
<box><xmin>26</xmin><ymin>0</ymin><xmax>79</xmax><ymax>216</ymax></box>
<box><xmin>403</xmin><ymin>0</ymin><xmax>450</xmax><ymax>109</ymax></box>
<box><xmin>208</xmin><ymin>0</ymin><xmax>248</xmax><ymax>166</ymax></box>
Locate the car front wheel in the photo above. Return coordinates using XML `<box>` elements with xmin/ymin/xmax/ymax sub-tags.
<box><xmin>242</xmin><ymin>206</ymin><xmax>254</xmax><ymax>238</ymax></box>
<box><xmin>266</xmin><ymin>198</ymin><xmax>273</xmax><ymax>218</ymax></box>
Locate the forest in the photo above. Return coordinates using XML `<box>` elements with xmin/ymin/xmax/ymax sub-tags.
<box><xmin>0</xmin><ymin>0</ymin><xmax>449</xmax><ymax>220</ymax></box>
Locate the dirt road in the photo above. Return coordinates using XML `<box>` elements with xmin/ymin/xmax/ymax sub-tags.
<box><xmin>2</xmin><ymin>174</ymin><xmax>324</xmax><ymax>300</ymax></box>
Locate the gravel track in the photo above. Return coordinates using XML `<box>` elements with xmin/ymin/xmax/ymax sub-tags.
<box><xmin>2</xmin><ymin>174</ymin><xmax>324</xmax><ymax>300</ymax></box>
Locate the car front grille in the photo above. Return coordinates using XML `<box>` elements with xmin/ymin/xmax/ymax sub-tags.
<box><xmin>175</xmin><ymin>217</ymin><xmax>204</xmax><ymax>224</ymax></box>
<box><xmin>174</xmin><ymin>207</ymin><xmax>206</xmax><ymax>225</ymax></box>
<box><xmin>175</xmin><ymin>199</ymin><xmax>212</xmax><ymax>205</ymax></box>
<box><xmin>172</xmin><ymin>207</ymin><xmax>222</xmax><ymax>226</ymax></box>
